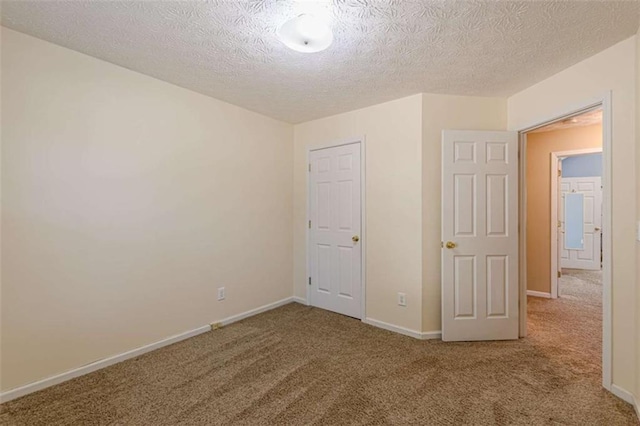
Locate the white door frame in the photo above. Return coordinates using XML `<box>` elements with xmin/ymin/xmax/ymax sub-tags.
<box><xmin>305</xmin><ymin>136</ymin><xmax>367</xmax><ymax>321</ymax></box>
<box><xmin>517</xmin><ymin>92</ymin><xmax>612</xmax><ymax>391</ymax></box>
<box><xmin>550</xmin><ymin>148</ymin><xmax>603</xmax><ymax>298</ymax></box>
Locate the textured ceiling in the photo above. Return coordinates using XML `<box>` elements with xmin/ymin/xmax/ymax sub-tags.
<box><xmin>531</xmin><ymin>109</ymin><xmax>602</xmax><ymax>133</ymax></box>
<box><xmin>2</xmin><ymin>1</ymin><xmax>639</xmax><ymax>123</ymax></box>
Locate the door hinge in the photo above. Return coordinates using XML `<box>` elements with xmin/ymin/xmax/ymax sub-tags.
<box><xmin>308</xmin><ymin>220</ymin><xmax>311</xmax><ymax>229</ymax></box>
<box><xmin>308</xmin><ymin>277</ymin><xmax>311</xmax><ymax>285</ymax></box>
<box><xmin>308</xmin><ymin>163</ymin><xmax>311</xmax><ymax>172</ymax></box>
<box><xmin>558</xmin><ymin>271</ymin><xmax>562</xmax><ymax>278</ymax></box>
<box><xmin>558</xmin><ymin>169</ymin><xmax>562</xmax><ymax>177</ymax></box>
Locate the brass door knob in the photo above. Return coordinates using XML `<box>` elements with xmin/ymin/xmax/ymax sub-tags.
<box><xmin>595</xmin><ymin>227</ymin><xmax>601</xmax><ymax>232</ymax></box>
<box><xmin>445</xmin><ymin>241</ymin><xmax>457</xmax><ymax>249</ymax></box>
<box><xmin>352</xmin><ymin>235</ymin><xmax>360</xmax><ymax>242</ymax></box>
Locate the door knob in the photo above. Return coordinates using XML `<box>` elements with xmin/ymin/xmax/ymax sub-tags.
<box><xmin>595</xmin><ymin>227</ymin><xmax>601</xmax><ymax>232</ymax></box>
<box><xmin>352</xmin><ymin>235</ymin><xmax>360</xmax><ymax>242</ymax></box>
<box><xmin>445</xmin><ymin>241</ymin><xmax>457</xmax><ymax>249</ymax></box>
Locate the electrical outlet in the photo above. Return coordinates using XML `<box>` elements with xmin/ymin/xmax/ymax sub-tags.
<box><xmin>217</xmin><ymin>287</ymin><xmax>225</xmax><ymax>301</ymax></box>
<box><xmin>398</xmin><ymin>292</ymin><xmax>407</xmax><ymax>307</ymax></box>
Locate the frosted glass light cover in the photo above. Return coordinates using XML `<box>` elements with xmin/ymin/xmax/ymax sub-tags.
<box><xmin>277</xmin><ymin>15</ymin><xmax>333</xmax><ymax>53</ymax></box>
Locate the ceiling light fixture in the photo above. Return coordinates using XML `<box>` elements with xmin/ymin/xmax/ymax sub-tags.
<box><xmin>277</xmin><ymin>14</ymin><xmax>333</xmax><ymax>53</ymax></box>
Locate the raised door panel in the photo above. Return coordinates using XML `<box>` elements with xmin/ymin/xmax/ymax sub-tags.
<box><xmin>487</xmin><ymin>255</ymin><xmax>508</xmax><ymax>318</ymax></box>
<box><xmin>317</xmin><ymin>244</ymin><xmax>332</xmax><ymax>294</ymax></box>
<box><xmin>486</xmin><ymin>174</ymin><xmax>508</xmax><ymax>237</ymax></box>
<box><xmin>337</xmin><ymin>180</ymin><xmax>353</xmax><ymax>231</ymax></box>
<box><xmin>454</xmin><ymin>174</ymin><xmax>476</xmax><ymax>237</ymax></box>
<box><xmin>454</xmin><ymin>256</ymin><xmax>476</xmax><ymax>318</ymax></box>
<box><xmin>316</xmin><ymin>182</ymin><xmax>331</xmax><ymax>230</ymax></box>
<box><xmin>338</xmin><ymin>246</ymin><xmax>354</xmax><ymax>298</ymax></box>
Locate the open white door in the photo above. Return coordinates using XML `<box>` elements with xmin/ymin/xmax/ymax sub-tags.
<box><xmin>441</xmin><ymin>130</ymin><xmax>519</xmax><ymax>341</ymax></box>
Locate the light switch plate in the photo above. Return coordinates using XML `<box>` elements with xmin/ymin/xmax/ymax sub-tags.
<box><xmin>397</xmin><ymin>292</ymin><xmax>407</xmax><ymax>307</ymax></box>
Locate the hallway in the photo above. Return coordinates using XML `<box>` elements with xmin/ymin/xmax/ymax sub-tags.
<box><xmin>528</xmin><ymin>269</ymin><xmax>604</xmax><ymax>378</ymax></box>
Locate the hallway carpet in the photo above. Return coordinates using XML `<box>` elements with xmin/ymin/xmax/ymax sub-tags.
<box><xmin>2</xmin><ymin>271</ymin><xmax>637</xmax><ymax>425</ymax></box>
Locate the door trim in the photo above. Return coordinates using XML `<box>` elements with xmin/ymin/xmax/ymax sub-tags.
<box><xmin>305</xmin><ymin>136</ymin><xmax>366</xmax><ymax>320</ymax></box>
<box><xmin>517</xmin><ymin>92</ymin><xmax>612</xmax><ymax>391</ymax></box>
<box><xmin>550</xmin><ymin>148</ymin><xmax>602</xmax><ymax>298</ymax></box>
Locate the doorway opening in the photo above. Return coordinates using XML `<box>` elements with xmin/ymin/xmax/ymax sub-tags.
<box><xmin>518</xmin><ymin>99</ymin><xmax>611</xmax><ymax>391</ymax></box>
<box><xmin>551</xmin><ymin>145</ymin><xmax>603</xmax><ymax>298</ymax></box>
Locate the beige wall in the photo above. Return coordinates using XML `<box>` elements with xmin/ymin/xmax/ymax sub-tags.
<box><xmin>1</xmin><ymin>28</ymin><xmax>294</xmax><ymax>391</ymax></box>
<box><xmin>3</xmin><ymin>24</ymin><xmax>638</xmax><ymax>405</ymax></box>
<box><xmin>293</xmin><ymin>94</ymin><xmax>424</xmax><ymax>332</ymax></box>
<box><xmin>421</xmin><ymin>94</ymin><xmax>507</xmax><ymax>332</ymax></box>
<box><xmin>292</xmin><ymin>93</ymin><xmax>506</xmax><ymax>334</ymax></box>
<box><xmin>526</xmin><ymin>125</ymin><xmax>602</xmax><ymax>294</ymax></box>
<box><xmin>508</xmin><ymin>36</ymin><xmax>637</xmax><ymax>394</ymax></box>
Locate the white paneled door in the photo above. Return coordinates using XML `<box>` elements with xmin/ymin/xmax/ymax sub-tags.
<box><xmin>559</xmin><ymin>177</ymin><xmax>602</xmax><ymax>270</ymax></box>
<box><xmin>309</xmin><ymin>142</ymin><xmax>362</xmax><ymax>319</ymax></box>
<box><xmin>441</xmin><ymin>131</ymin><xmax>519</xmax><ymax>341</ymax></box>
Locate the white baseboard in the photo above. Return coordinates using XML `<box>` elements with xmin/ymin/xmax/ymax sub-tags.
<box><xmin>362</xmin><ymin>317</ymin><xmax>441</xmax><ymax>340</ymax></box>
<box><xmin>363</xmin><ymin>318</ymin><xmax>422</xmax><ymax>339</ymax></box>
<box><xmin>527</xmin><ymin>290</ymin><xmax>552</xmax><ymax>298</ymax></box>
<box><xmin>0</xmin><ymin>296</ymin><xmax>295</xmax><ymax>404</ymax></box>
<box><xmin>291</xmin><ymin>296</ymin><xmax>308</xmax><ymax>305</ymax></box>
<box><xmin>421</xmin><ymin>330</ymin><xmax>443</xmax><ymax>340</ymax></box>
<box><xmin>610</xmin><ymin>384</ymin><xmax>635</xmax><ymax>405</ymax></box>
<box><xmin>0</xmin><ymin>324</ymin><xmax>210</xmax><ymax>404</ymax></box>
<box><xmin>218</xmin><ymin>297</ymin><xmax>294</xmax><ymax>327</ymax></box>
<box><xmin>610</xmin><ymin>384</ymin><xmax>640</xmax><ymax>421</ymax></box>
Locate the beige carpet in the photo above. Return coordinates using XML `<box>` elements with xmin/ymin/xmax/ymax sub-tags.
<box><xmin>2</xmin><ymin>270</ymin><xmax>638</xmax><ymax>425</ymax></box>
